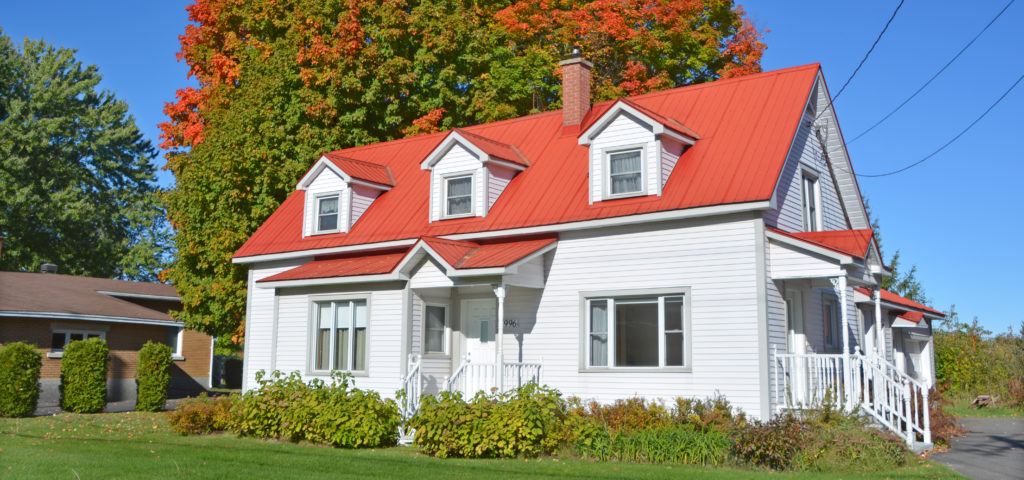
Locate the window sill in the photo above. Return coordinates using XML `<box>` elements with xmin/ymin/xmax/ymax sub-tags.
<box><xmin>602</xmin><ymin>191</ymin><xmax>647</xmax><ymax>201</ymax></box>
<box><xmin>172</xmin><ymin>355</ymin><xmax>186</xmax><ymax>361</ymax></box>
<box><xmin>306</xmin><ymin>370</ymin><xmax>369</xmax><ymax>378</ymax></box>
<box><xmin>579</xmin><ymin>366</ymin><xmax>692</xmax><ymax>373</ymax></box>
<box><xmin>308</xmin><ymin>229</ymin><xmax>342</xmax><ymax>236</ymax></box>
<box><xmin>47</xmin><ymin>352</ymin><xmax>63</xmax><ymax>359</ymax></box>
<box><xmin>439</xmin><ymin>213</ymin><xmax>475</xmax><ymax>220</ymax></box>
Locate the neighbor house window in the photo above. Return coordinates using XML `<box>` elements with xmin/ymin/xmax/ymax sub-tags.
<box><xmin>802</xmin><ymin>173</ymin><xmax>820</xmax><ymax>231</ymax></box>
<box><xmin>607</xmin><ymin>148</ymin><xmax>644</xmax><ymax>197</ymax></box>
<box><xmin>585</xmin><ymin>293</ymin><xmax>688</xmax><ymax>368</ymax></box>
<box><xmin>823</xmin><ymin>297</ymin><xmax>841</xmax><ymax>352</ymax></box>
<box><xmin>50</xmin><ymin>329</ymin><xmax>105</xmax><ymax>353</ymax></box>
<box><xmin>423</xmin><ymin>304</ymin><xmax>449</xmax><ymax>354</ymax></box>
<box><xmin>313</xmin><ymin>299</ymin><xmax>368</xmax><ymax>372</ymax></box>
<box><xmin>316</xmin><ymin>194</ymin><xmax>340</xmax><ymax>232</ymax></box>
<box><xmin>444</xmin><ymin>175</ymin><xmax>473</xmax><ymax>217</ymax></box>
<box><xmin>167</xmin><ymin>327</ymin><xmax>184</xmax><ymax>358</ymax></box>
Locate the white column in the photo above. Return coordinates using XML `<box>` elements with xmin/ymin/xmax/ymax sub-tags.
<box><xmin>494</xmin><ymin>284</ymin><xmax>507</xmax><ymax>392</ymax></box>
<box><xmin>874</xmin><ymin>289</ymin><xmax>884</xmax><ymax>359</ymax></box>
<box><xmin>837</xmin><ymin>274</ymin><xmax>853</xmax><ymax>409</ymax></box>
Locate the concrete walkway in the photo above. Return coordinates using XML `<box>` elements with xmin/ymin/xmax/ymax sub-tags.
<box><xmin>932</xmin><ymin>417</ymin><xmax>1024</xmax><ymax>480</ymax></box>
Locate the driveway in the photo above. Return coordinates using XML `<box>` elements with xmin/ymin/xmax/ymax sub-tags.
<box><xmin>932</xmin><ymin>417</ymin><xmax>1024</xmax><ymax>480</ymax></box>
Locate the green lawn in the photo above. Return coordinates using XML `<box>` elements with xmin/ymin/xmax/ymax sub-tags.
<box><xmin>945</xmin><ymin>397</ymin><xmax>1024</xmax><ymax>418</ymax></box>
<box><xmin>0</xmin><ymin>412</ymin><xmax>962</xmax><ymax>479</ymax></box>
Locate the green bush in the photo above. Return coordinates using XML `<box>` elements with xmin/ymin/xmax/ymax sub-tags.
<box><xmin>793</xmin><ymin>415</ymin><xmax>908</xmax><ymax>472</ymax></box>
<box><xmin>135</xmin><ymin>341</ymin><xmax>173</xmax><ymax>412</ymax></box>
<box><xmin>574</xmin><ymin>424</ymin><xmax>731</xmax><ymax>466</ymax></box>
<box><xmin>168</xmin><ymin>394</ymin><xmax>236</xmax><ymax>435</ymax></box>
<box><xmin>60</xmin><ymin>337</ymin><xmax>109</xmax><ymax>413</ymax></box>
<box><xmin>231</xmin><ymin>370</ymin><xmax>400</xmax><ymax>448</ymax></box>
<box><xmin>731</xmin><ymin>414</ymin><xmax>808</xmax><ymax>470</ymax></box>
<box><xmin>410</xmin><ymin>384</ymin><xmax>567</xmax><ymax>458</ymax></box>
<box><xmin>0</xmin><ymin>342</ymin><xmax>43</xmax><ymax>417</ymax></box>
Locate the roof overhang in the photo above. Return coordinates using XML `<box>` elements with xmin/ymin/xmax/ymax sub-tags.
<box><xmin>766</xmin><ymin>229</ymin><xmax>856</xmax><ymax>265</ymax></box>
<box><xmin>0</xmin><ymin>311</ymin><xmax>182</xmax><ymax>328</ymax></box>
<box><xmin>297</xmin><ymin>157</ymin><xmax>393</xmax><ymax>191</ymax></box>
<box><xmin>420</xmin><ymin>131</ymin><xmax>528</xmax><ymax>171</ymax></box>
<box><xmin>578</xmin><ymin>100</ymin><xmax>698</xmax><ymax>146</ymax></box>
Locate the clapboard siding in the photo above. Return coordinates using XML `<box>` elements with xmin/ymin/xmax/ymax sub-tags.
<box><xmin>430</xmin><ymin>143</ymin><xmax>484</xmax><ymax>221</ymax></box>
<box><xmin>242</xmin><ymin>259</ymin><xmax>304</xmax><ymax>391</ymax></box>
<box><xmin>487</xmin><ymin>164</ymin><xmax>516</xmax><ymax>211</ymax></box>
<box><xmin>660</xmin><ymin>137</ymin><xmax>684</xmax><ymax>190</ymax></box>
<box><xmin>350</xmin><ymin>184</ymin><xmax>379</xmax><ymax>227</ymax></box>
<box><xmin>303</xmin><ymin>168</ymin><xmax>349</xmax><ymax>236</ymax></box>
<box><xmin>588</xmin><ymin>113</ymin><xmax>658</xmax><ymax>203</ymax></box>
<box><xmin>768</xmin><ymin>240</ymin><xmax>843</xmax><ymax>278</ymax></box>
<box><xmin>409</xmin><ymin>258</ymin><xmax>454</xmax><ymax>289</ymax></box>
<box><xmin>801</xmin><ymin>283</ymin><xmax>859</xmax><ymax>354</ymax></box>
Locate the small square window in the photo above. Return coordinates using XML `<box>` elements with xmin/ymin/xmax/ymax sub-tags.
<box><xmin>445</xmin><ymin>175</ymin><xmax>473</xmax><ymax>217</ymax></box>
<box><xmin>607</xmin><ymin>149</ymin><xmax>643</xmax><ymax>196</ymax></box>
<box><xmin>317</xmin><ymin>195</ymin><xmax>340</xmax><ymax>232</ymax></box>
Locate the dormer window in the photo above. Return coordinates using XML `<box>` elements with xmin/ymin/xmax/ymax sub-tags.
<box><xmin>607</xmin><ymin>148</ymin><xmax>644</xmax><ymax>197</ymax></box>
<box><xmin>316</xmin><ymin>194</ymin><xmax>340</xmax><ymax>232</ymax></box>
<box><xmin>444</xmin><ymin>175</ymin><xmax>474</xmax><ymax>217</ymax></box>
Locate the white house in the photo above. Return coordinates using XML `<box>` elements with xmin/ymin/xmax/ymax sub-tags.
<box><xmin>232</xmin><ymin>55</ymin><xmax>944</xmax><ymax>447</ymax></box>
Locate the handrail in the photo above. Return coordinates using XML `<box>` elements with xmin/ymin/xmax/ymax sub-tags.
<box><xmin>401</xmin><ymin>354</ymin><xmax>422</xmax><ymax>420</ymax></box>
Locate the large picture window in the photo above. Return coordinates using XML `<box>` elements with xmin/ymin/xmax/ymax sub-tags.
<box><xmin>313</xmin><ymin>299</ymin><xmax>368</xmax><ymax>372</ymax></box>
<box><xmin>585</xmin><ymin>292</ymin><xmax>688</xmax><ymax>369</ymax></box>
<box><xmin>606</xmin><ymin>148</ymin><xmax>644</xmax><ymax>197</ymax></box>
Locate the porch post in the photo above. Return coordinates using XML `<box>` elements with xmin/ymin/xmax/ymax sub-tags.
<box><xmin>874</xmin><ymin>289</ymin><xmax>884</xmax><ymax>359</ymax></box>
<box><xmin>837</xmin><ymin>274</ymin><xmax>853</xmax><ymax>409</ymax></box>
<box><xmin>494</xmin><ymin>284</ymin><xmax>507</xmax><ymax>392</ymax></box>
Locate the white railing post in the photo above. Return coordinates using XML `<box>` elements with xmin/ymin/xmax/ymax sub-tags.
<box><xmin>922</xmin><ymin>386</ymin><xmax>932</xmax><ymax>445</ymax></box>
<box><xmin>903</xmin><ymin>379</ymin><xmax>914</xmax><ymax>446</ymax></box>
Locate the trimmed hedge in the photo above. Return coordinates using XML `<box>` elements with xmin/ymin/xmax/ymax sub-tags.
<box><xmin>168</xmin><ymin>394</ymin><xmax>236</xmax><ymax>435</ymax></box>
<box><xmin>136</xmin><ymin>341</ymin><xmax>173</xmax><ymax>412</ymax></box>
<box><xmin>0</xmin><ymin>342</ymin><xmax>43</xmax><ymax>417</ymax></box>
<box><xmin>60</xmin><ymin>337</ymin><xmax>109</xmax><ymax>413</ymax></box>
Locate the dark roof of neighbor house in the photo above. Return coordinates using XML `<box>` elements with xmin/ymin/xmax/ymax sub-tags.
<box><xmin>235</xmin><ymin>64</ymin><xmax>822</xmax><ymax>259</ymax></box>
<box><xmin>0</xmin><ymin>271</ymin><xmax>180</xmax><ymax>324</ymax></box>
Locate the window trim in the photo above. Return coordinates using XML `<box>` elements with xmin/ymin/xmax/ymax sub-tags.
<box><xmin>422</xmin><ymin>302</ymin><xmax>451</xmax><ymax>356</ymax></box>
<box><xmin>48</xmin><ymin>328</ymin><xmax>106</xmax><ymax>358</ymax></box>
<box><xmin>578</xmin><ymin>287</ymin><xmax>692</xmax><ymax>373</ymax></box>
<box><xmin>313</xmin><ymin>192</ymin><xmax>342</xmax><ymax>235</ymax></box>
<box><xmin>442</xmin><ymin>172</ymin><xmax>476</xmax><ymax>219</ymax></box>
<box><xmin>169</xmin><ymin>327</ymin><xmax>185</xmax><ymax>360</ymax></box>
<box><xmin>801</xmin><ymin>170</ymin><xmax>822</xmax><ymax>232</ymax></box>
<box><xmin>602</xmin><ymin>145</ymin><xmax>648</xmax><ymax>200</ymax></box>
<box><xmin>306</xmin><ymin>293</ymin><xmax>371</xmax><ymax>376</ymax></box>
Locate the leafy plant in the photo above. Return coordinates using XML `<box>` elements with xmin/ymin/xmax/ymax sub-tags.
<box><xmin>793</xmin><ymin>415</ymin><xmax>908</xmax><ymax>472</ymax></box>
<box><xmin>0</xmin><ymin>342</ymin><xmax>42</xmax><ymax>417</ymax></box>
<box><xmin>731</xmin><ymin>414</ymin><xmax>808</xmax><ymax>470</ymax></box>
<box><xmin>574</xmin><ymin>424</ymin><xmax>731</xmax><ymax>466</ymax></box>
<box><xmin>60</xmin><ymin>337</ymin><xmax>109</xmax><ymax>413</ymax></box>
<box><xmin>135</xmin><ymin>341</ymin><xmax>173</xmax><ymax>412</ymax></box>
<box><xmin>168</xmin><ymin>393</ymin><xmax>237</xmax><ymax>435</ymax></box>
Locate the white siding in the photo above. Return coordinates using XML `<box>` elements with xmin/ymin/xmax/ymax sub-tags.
<box><xmin>487</xmin><ymin>164</ymin><xmax>517</xmax><ymax>211</ymax></box>
<box><xmin>350</xmin><ymin>184</ymin><xmax>379</xmax><ymax>227</ymax></box>
<box><xmin>800</xmin><ymin>283</ymin><xmax>859</xmax><ymax>355</ymax></box>
<box><xmin>409</xmin><ymin>258</ymin><xmax>454</xmax><ymax>289</ymax></box>
<box><xmin>660</xmin><ymin>137</ymin><xmax>684</xmax><ymax>189</ymax></box>
<box><xmin>768</xmin><ymin>240</ymin><xmax>843</xmax><ymax>279</ymax></box>
<box><xmin>303</xmin><ymin>168</ymin><xmax>349</xmax><ymax>236</ymax></box>
<box><xmin>588</xmin><ymin>112</ymin><xmax>658</xmax><ymax>203</ymax></box>
<box><xmin>430</xmin><ymin>143</ymin><xmax>484</xmax><ymax>221</ymax></box>
<box><xmin>766</xmin><ymin>87</ymin><xmax>848</xmax><ymax>232</ymax></box>
<box><xmin>242</xmin><ymin>259</ymin><xmax>304</xmax><ymax>391</ymax></box>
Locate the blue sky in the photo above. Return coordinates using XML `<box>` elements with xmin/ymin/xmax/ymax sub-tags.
<box><xmin>4</xmin><ymin>1</ymin><xmax>1021</xmax><ymax>333</ymax></box>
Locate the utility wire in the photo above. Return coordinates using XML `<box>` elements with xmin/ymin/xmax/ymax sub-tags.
<box><xmin>858</xmin><ymin>72</ymin><xmax>1024</xmax><ymax>178</ymax></box>
<box><xmin>848</xmin><ymin>0</ymin><xmax>1016</xmax><ymax>144</ymax></box>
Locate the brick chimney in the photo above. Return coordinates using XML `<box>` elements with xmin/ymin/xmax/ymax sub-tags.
<box><xmin>559</xmin><ymin>47</ymin><xmax>592</xmax><ymax>126</ymax></box>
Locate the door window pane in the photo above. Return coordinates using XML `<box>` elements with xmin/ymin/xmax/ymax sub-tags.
<box><xmin>614</xmin><ymin>298</ymin><xmax>659</xmax><ymax>366</ymax></box>
<box><xmin>425</xmin><ymin>305</ymin><xmax>447</xmax><ymax>353</ymax></box>
<box><xmin>609</xmin><ymin>150</ymin><xmax>643</xmax><ymax>195</ymax></box>
<box><xmin>589</xmin><ymin>300</ymin><xmax>608</xmax><ymax>367</ymax></box>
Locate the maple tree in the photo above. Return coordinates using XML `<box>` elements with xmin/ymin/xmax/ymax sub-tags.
<box><xmin>161</xmin><ymin>0</ymin><xmax>765</xmax><ymax>339</ymax></box>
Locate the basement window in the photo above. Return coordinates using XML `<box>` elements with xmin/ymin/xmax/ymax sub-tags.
<box><xmin>50</xmin><ymin>329</ymin><xmax>105</xmax><ymax>357</ymax></box>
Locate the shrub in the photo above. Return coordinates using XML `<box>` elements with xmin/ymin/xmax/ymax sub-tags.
<box><xmin>793</xmin><ymin>415</ymin><xmax>908</xmax><ymax>472</ymax></box>
<box><xmin>927</xmin><ymin>384</ymin><xmax>965</xmax><ymax>445</ymax></box>
<box><xmin>673</xmin><ymin>395</ymin><xmax>747</xmax><ymax>434</ymax></box>
<box><xmin>574</xmin><ymin>424</ymin><xmax>731</xmax><ymax>466</ymax></box>
<box><xmin>731</xmin><ymin>414</ymin><xmax>808</xmax><ymax>470</ymax></box>
<box><xmin>60</xmin><ymin>337</ymin><xmax>108</xmax><ymax>413</ymax></box>
<box><xmin>135</xmin><ymin>341</ymin><xmax>173</xmax><ymax>412</ymax></box>
<box><xmin>168</xmin><ymin>394</ymin><xmax>236</xmax><ymax>435</ymax></box>
<box><xmin>578</xmin><ymin>397</ymin><xmax>672</xmax><ymax>434</ymax></box>
<box><xmin>0</xmin><ymin>342</ymin><xmax>43</xmax><ymax>417</ymax></box>
<box><xmin>410</xmin><ymin>384</ymin><xmax>567</xmax><ymax>458</ymax></box>
<box><xmin>231</xmin><ymin>370</ymin><xmax>400</xmax><ymax>448</ymax></box>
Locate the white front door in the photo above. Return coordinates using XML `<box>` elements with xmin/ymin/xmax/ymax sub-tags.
<box><xmin>461</xmin><ymin>298</ymin><xmax>497</xmax><ymax>393</ymax></box>
<box><xmin>784</xmin><ymin>290</ymin><xmax>807</xmax><ymax>405</ymax></box>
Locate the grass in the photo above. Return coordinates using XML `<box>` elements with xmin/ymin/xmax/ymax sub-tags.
<box><xmin>945</xmin><ymin>396</ymin><xmax>1024</xmax><ymax>418</ymax></box>
<box><xmin>0</xmin><ymin>412</ymin><xmax>963</xmax><ymax>480</ymax></box>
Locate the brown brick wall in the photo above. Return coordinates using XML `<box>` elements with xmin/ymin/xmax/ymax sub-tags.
<box><xmin>0</xmin><ymin>317</ymin><xmax>211</xmax><ymax>383</ymax></box>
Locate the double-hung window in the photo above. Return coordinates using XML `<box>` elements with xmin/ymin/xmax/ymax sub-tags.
<box><xmin>444</xmin><ymin>175</ymin><xmax>473</xmax><ymax>217</ymax></box>
<box><xmin>823</xmin><ymin>297</ymin><xmax>841</xmax><ymax>352</ymax></box>
<box><xmin>316</xmin><ymin>194</ymin><xmax>340</xmax><ymax>232</ymax></box>
<box><xmin>585</xmin><ymin>292</ymin><xmax>688</xmax><ymax>369</ymax></box>
<box><xmin>313</xmin><ymin>299</ymin><xmax>368</xmax><ymax>372</ymax></box>
<box><xmin>801</xmin><ymin>173</ymin><xmax>820</xmax><ymax>232</ymax></box>
<box><xmin>423</xmin><ymin>304</ymin><xmax>449</xmax><ymax>354</ymax></box>
<box><xmin>607</xmin><ymin>148</ymin><xmax>644</xmax><ymax>197</ymax></box>
<box><xmin>51</xmin><ymin>329</ymin><xmax>104</xmax><ymax>353</ymax></box>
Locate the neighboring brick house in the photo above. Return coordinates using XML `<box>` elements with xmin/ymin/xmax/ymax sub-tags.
<box><xmin>0</xmin><ymin>270</ymin><xmax>212</xmax><ymax>405</ymax></box>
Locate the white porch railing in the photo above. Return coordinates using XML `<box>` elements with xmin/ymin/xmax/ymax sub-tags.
<box><xmin>773</xmin><ymin>347</ymin><xmax>931</xmax><ymax>447</ymax></box>
<box><xmin>399</xmin><ymin>354</ymin><xmax>423</xmax><ymax>444</ymax></box>
<box><xmin>443</xmin><ymin>355</ymin><xmax>542</xmax><ymax>397</ymax></box>
<box><xmin>502</xmin><ymin>359</ymin><xmax>543</xmax><ymax>391</ymax></box>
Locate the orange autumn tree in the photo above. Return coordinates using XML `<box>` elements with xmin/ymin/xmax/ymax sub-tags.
<box><xmin>161</xmin><ymin>0</ymin><xmax>765</xmax><ymax>339</ymax></box>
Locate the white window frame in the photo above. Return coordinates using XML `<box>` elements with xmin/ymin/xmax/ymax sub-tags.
<box><xmin>314</xmin><ymin>192</ymin><xmax>342</xmax><ymax>234</ymax></box>
<box><xmin>822</xmin><ymin>294</ymin><xmax>841</xmax><ymax>353</ymax></box>
<box><xmin>801</xmin><ymin>170</ymin><xmax>821</xmax><ymax>232</ymax></box>
<box><xmin>603</xmin><ymin>146</ymin><xmax>647</xmax><ymax>200</ymax></box>
<box><xmin>308</xmin><ymin>295</ymin><xmax>370</xmax><ymax>376</ymax></box>
<box><xmin>442</xmin><ymin>173</ymin><xmax>475</xmax><ymax>218</ymax></box>
<box><xmin>580</xmin><ymin>287</ymin><xmax>691</xmax><ymax>372</ymax></box>
<box><xmin>48</xmin><ymin>328</ymin><xmax>106</xmax><ymax>358</ymax></box>
<box><xmin>168</xmin><ymin>327</ymin><xmax>185</xmax><ymax>360</ymax></box>
<box><xmin>422</xmin><ymin>302</ymin><xmax>451</xmax><ymax>356</ymax></box>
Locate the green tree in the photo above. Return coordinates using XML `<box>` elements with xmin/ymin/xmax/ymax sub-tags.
<box><xmin>0</xmin><ymin>30</ymin><xmax>169</xmax><ymax>280</ymax></box>
<box><xmin>865</xmin><ymin>199</ymin><xmax>927</xmax><ymax>304</ymax></box>
<box><xmin>161</xmin><ymin>0</ymin><xmax>765</xmax><ymax>339</ymax></box>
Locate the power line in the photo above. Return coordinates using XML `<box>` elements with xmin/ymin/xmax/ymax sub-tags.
<box><xmin>858</xmin><ymin>72</ymin><xmax>1024</xmax><ymax>178</ymax></box>
<box><xmin>826</xmin><ymin>0</ymin><xmax>907</xmax><ymax>111</ymax></box>
<box><xmin>848</xmin><ymin>0</ymin><xmax>1016</xmax><ymax>144</ymax></box>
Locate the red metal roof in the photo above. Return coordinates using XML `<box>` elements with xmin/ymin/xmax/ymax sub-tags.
<box><xmin>771</xmin><ymin>227</ymin><xmax>874</xmax><ymax>258</ymax></box>
<box><xmin>855</xmin><ymin>287</ymin><xmax>944</xmax><ymax>317</ymax></box>
<box><xmin>236</xmin><ymin>64</ymin><xmax>820</xmax><ymax>259</ymax></box>
<box><xmin>617</xmin><ymin>98</ymin><xmax>700</xmax><ymax>140</ymax></box>
<box><xmin>898</xmin><ymin>311</ymin><xmax>925</xmax><ymax>322</ymax></box>
<box><xmin>258</xmin><ymin>249</ymin><xmax>408</xmax><ymax>283</ymax></box>
<box><xmin>453</xmin><ymin>129</ymin><xmax>530</xmax><ymax>167</ymax></box>
<box><xmin>422</xmin><ymin>236</ymin><xmax>556</xmax><ymax>269</ymax></box>
<box><xmin>323</xmin><ymin>153</ymin><xmax>395</xmax><ymax>186</ymax></box>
